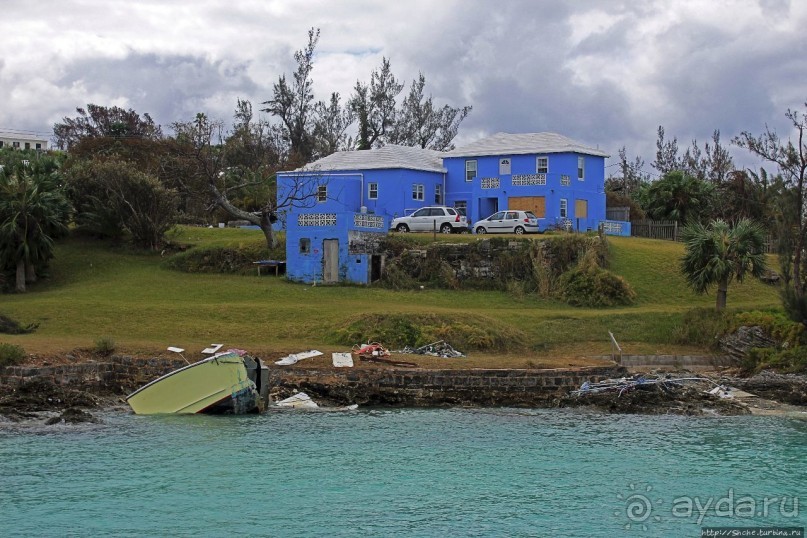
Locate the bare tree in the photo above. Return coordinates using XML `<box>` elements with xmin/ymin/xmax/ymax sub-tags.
<box><xmin>734</xmin><ymin>103</ymin><xmax>807</xmax><ymax>300</ymax></box>
<box><xmin>170</xmin><ymin>112</ymin><xmax>324</xmax><ymax>249</ymax></box>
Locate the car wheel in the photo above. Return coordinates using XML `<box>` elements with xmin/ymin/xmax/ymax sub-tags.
<box><xmin>440</xmin><ymin>223</ymin><xmax>453</xmax><ymax>234</ymax></box>
<box><xmin>396</xmin><ymin>224</ymin><xmax>410</xmax><ymax>232</ymax></box>
<box><xmin>514</xmin><ymin>226</ymin><xmax>525</xmax><ymax>235</ymax></box>
<box><xmin>475</xmin><ymin>227</ymin><xmax>486</xmax><ymax>234</ymax></box>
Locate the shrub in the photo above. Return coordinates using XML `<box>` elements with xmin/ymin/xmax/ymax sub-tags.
<box><xmin>165</xmin><ymin>243</ymin><xmax>283</xmax><ymax>274</ymax></box>
<box><xmin>94</xmin><ymin>336</ymin><xmax>116</xmax><ymax>356</ymax></box>
<box><xmin>0</xmin><ymin>343</ymin><xmax>25</xmax><ymax>367</ymax></box>
<box><xmin>672</xmin><ymin>308</ymin><xmax>733</xmax><ymax>349</ymax></box>
<box><xmin>329</xmin><ymin>313</ymin><xmax>528</xmax><ymax>352</ymax></box>
<box><xmin>558</xmin><ymin>265</ymin><xmax>636</xmax><ymax>307</ymax></box>
<box><xmin>732</xmin><ymin>310</ymin><xmax>804</xmax><ymax>347</ymax></box>
<box><xmin>743</xmin><ymin>346</ymin><xmax>807</xmax><ymax>374</ymax></box>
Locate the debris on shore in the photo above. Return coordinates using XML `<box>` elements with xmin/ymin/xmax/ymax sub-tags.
<box><xmin>558</xmin><ymin>374</ymin><xmax>752</xmax><ymax>416</ymax></box>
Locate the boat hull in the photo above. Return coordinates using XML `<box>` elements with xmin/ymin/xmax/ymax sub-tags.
<box><xmin>126</xmin><ymin>352</ymin><xmax>260</xmax><ymax>415</ymax></box>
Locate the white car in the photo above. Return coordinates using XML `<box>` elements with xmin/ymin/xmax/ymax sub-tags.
<box><xmin>391</xmin><ymin>206</ymin><xmax>469</xmax><ymax>233</ymax></box>
<box><xmin>473</xmin><ymin>210</ymin><xmax>543</xmax><ymax>234</ymax></box>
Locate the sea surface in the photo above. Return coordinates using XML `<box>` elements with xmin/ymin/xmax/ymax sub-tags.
<box><xmin>1</xmin><ymin>407</ymin><xmax>805</xmax><ymax>537</ymax></box>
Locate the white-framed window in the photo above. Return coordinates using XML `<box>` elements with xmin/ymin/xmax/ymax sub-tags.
<box><xmin>499</xmin><ymin>158</ymin><xmax>511</xmax><ymax>175</ymax></box>
<box><xmin>24</xmin><ymin>143</ymin><xmax>30</xmax><ymax>150</ymax></box>
<box><xmin>577</xmin><ymin>156</ymin><xmax>585</xmax><ymax>180</ymax></box>
<box><xmin>537</xmin><ymin>156</ymin><xmax>548</xmax><ymax>174</ymax></box>
<box><xmin>435</xmin><ymin>184</ymin><xmax>443</xmax><ymax>204</ymax></box>
<box><xmin>12</xmin><ymin>142</ymin><xmax>20</xmax><ymax>148</ymax></box>
<box><xmin>317</xmin><ymin>185</ymin><xmax>327</xmax><ymax>202</ymax></box>
<box><xmin>465</xmin><ymin>160</ymin><xmax>477</xmax><ymax>182</ymax></box>
<box><xmin>560</xmin><ymin>198</ymin><xmax>568</xmax><ymax>218</ymax></box>
<box><xmin>412</xmin><ymin>184</ymin><xmax>424</xmax><ymax>201</ymax></box>
<box><xmin>368</xmin><ymin>182</ymin><xmax>378</xmax><ymax>200</ymax></box>
<box><xmin>35</xmin><ymin>143</ymin><xmax>42</xmax><ymax>150</ymax></box>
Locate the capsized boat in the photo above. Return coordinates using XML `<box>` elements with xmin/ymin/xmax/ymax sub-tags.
<box><xmin>126</xmin><ymin>349</ymin><xmax>269</xmax><ymax>415</ymax></box>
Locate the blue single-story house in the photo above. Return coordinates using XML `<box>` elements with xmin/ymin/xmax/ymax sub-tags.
<box><xmin>277</xmin><ymin>132</ymin><xmax>630</xmax><ymax>284</ymax></box>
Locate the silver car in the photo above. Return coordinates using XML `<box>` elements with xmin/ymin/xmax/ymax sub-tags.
<box><xmin>391</xmin><ymin>206</ymin><xmax>469</xmax><ymax>233</ymax></box>
<box><xmin>473</xmin><ymin>210</ymin><xmax>542</xmax><ymax>234</ymax></box>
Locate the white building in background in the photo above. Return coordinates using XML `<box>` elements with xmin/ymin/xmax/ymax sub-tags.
<box><xmin>0</xmin><ymin>131</ymin><xmax>48</xmax><ymax>151</ymax></box>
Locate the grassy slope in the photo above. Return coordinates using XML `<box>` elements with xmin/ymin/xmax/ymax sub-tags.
<box><xmin>0</xmin><ymin>229</ymin><xmax>781</xmax><ymax>365</ymax></box>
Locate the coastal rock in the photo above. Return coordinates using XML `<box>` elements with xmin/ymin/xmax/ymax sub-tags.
<box><xmin>45</xmin><ymin>407</ymin><xmax>101</xmax><ymax>425</ymax></box>
<box><xmin>557</xmin><ymin>384</ymin><xmax>751</xmax><ymax>416</ymax></box>
<box><xmin>719</xmin><ymin>326</ymin><xmax>777</xmax><ymax>361</ymax></box>
<box><xmin>725</xmin><ymin>371</ymin><xmax>807</xmax><ymax>406</ymax></box>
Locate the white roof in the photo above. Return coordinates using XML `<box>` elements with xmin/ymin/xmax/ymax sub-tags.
<box><xmin>444</xmin><ymin>132</ymin><xmax>609</xmax><ymax>158</ymax></box>
<box><xmin>284</xmin><ymin>144</ymin><xmax>446</xmax><ymax>173</ymax></box>
<box><xmin>0</xmin><ymin>131</ymin><xmax>49</xmax><ymax>143</ymax></box>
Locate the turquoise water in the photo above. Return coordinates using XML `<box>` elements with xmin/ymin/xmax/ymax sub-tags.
<box><xmin>1</xmin><ymin>408</ymin><xmax>805</xmax><ymax>537</ymax></box>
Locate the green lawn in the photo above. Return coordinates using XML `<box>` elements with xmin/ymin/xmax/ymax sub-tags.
<box><xmin>0</xmin><ymin>229</ymin><xmax>782</xmax><ymax>366</ymax></box>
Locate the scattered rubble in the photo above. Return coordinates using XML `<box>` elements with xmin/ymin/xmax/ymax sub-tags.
<box><xmin>394</xmin><ymin>340</ymin><xmax>465</xmax><ymax>358</ymax></box>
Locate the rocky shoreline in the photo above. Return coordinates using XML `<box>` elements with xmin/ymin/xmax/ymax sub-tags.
<box><xmin>1</xmin><ymin>360</ymin><xmax>806</xmax><ymax>426</ymax></box>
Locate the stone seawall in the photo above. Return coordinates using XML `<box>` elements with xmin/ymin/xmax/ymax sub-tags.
<box><xmin>0</xmin><ymin>356</ymin><xmax>626</xmax><ymax>407</ymax></box>
<box><xmin>0</xmin><ymin>356</ymin><xmax>188</xmax><ymax>394</ymax></box>
<box><xmin>267</xmin><ymin>366</ymin><xmax>625</xmax><ymax>407</ymax></box>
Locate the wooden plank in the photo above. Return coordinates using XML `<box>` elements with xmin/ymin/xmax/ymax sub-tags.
<box><xmin>508</xmin><ymin>196</ymin><xmax>545</xmax><ymax>217</ymax></box>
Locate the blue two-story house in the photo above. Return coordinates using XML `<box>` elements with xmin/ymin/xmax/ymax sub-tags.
<box><xmin>277</xmin><ymin>132</ymin><xmax>624</xmax><ymax>284</ymax></box>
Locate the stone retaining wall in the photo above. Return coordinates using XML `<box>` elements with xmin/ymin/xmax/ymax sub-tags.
<box><xmin>267</xmin><ymin>365</ymin><xmax>625</xmax><ymax>406</ymax></box>
<box><xmin>0</xmin><ymin>356</ymin><xmax>188</xmax><ymax>394</ymax></box>
<box><xmin>0</xmin><ymin>356</ymin><xmax>625</xmax><ymax>407</ymax></box>
<box><xmin>615</xmin><ymin>355</ymin><xmax>736</xmax><ymax>369</ymax></box>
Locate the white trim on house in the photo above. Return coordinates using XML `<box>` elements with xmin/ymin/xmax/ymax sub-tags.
<box><xmin>444</xmin><ymin>132</ymin><xmax>609</xmax><ymax>158</ymax></box>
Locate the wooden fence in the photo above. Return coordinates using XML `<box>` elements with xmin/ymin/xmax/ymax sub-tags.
<box><xmin>631</xmin><ymin>220</ymin><xmax>680</xmax><ymax>241</ymax></box>
<box><xmin>629</xmin><ymin>219</ymin><xmax>777</xmax><ymax>253</ymax></box>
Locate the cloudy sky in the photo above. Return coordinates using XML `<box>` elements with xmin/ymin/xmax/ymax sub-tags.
<box><xmin>2</xmin><ymin>0</ymin><xmax>805</xmax><ymax>173</ymax></box>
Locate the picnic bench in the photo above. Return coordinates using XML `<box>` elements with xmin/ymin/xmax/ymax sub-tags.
<box><xmin>253</xmin><ymin>259</ymin><xmax>286</xmax><ymax>276</ymax></box>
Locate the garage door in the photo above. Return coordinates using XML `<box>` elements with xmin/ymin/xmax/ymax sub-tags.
<box><xmin>575</xmin><ymin>199</ymin><xmax>588</xmax><ymax>218</ymax></box>
<box><xmin>508</xmin><ymin>196</ymin><xmax>545</xmax><ymax>218</ymax></box>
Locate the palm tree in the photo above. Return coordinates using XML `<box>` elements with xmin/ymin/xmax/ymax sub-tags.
<box><xmin>680</xmin><ymin>219</ymin><xmax>767</xmax><ymax>310</ymax></box>
<box><xmin>0</xmin><ymin>162</ymin><xmax>71</xmax><ymax>292</ymax></box>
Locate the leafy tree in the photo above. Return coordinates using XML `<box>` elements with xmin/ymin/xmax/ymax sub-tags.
<box><xmin>261</xmin><ymin>28</ymin><xmax>320</xmax><ymax>165</ymax></box>
<box><xmin>681</xmin><ymin>219</ymin><xmax>767</xmax><ymax>311</ymax></box>
<box><xmin>63</xmin><ymin>158</ymin><xmax>177</xmax><ymax>249</ymax></box>
<box><xmin>53</xmin><ymin>104</ymin><xmax>162</xmax><ymax>150</ymax></box>
<box><xmin>704</xmin><ymin>130</ymin><xmax>734</xmax><ymax>183</ymax></box>
<box><xmin>388</xmin><ymin>73</ymin><xmax>471</xmax><ymax>151</ymax></box>
<box><xmin>642</xmin><ymin>170</ymin><xmax>713</xmax><ymax>223</ymax></box>
<box><xmin>350</xmin><ymin>57</ymin><xmax>403</xmax><ymax>150</ymax></box>
<box><xmin>0</xmin><ymin>157</ymin><xmax>71</xmax><ymax>292</ymax></box>
<box><xmin>652</xmin><ymin>126</ymin><xmax>681</xmax><ymax>175</ymax></box>
<box><xmin>312</xmin><ymin>92</ymin><xmax>355</xmax><ymax>158</ymax></box>
<box><xmin>734</xmin><ymin>102</ymin><xmax>807</xmax><ymax>300</ymax></box>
